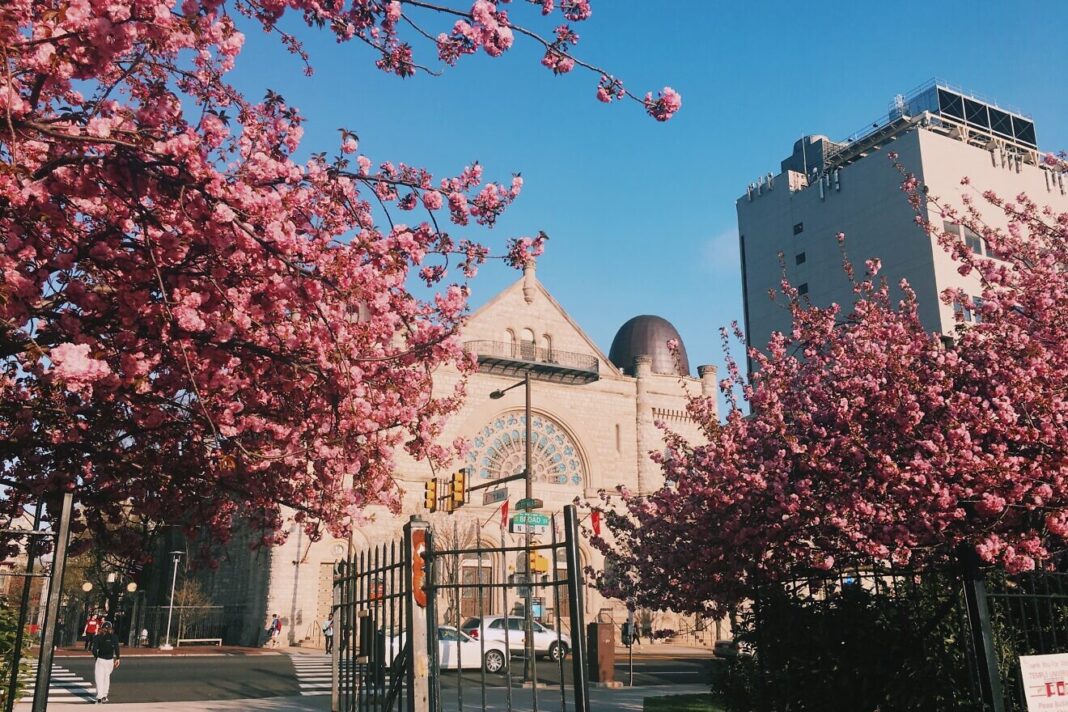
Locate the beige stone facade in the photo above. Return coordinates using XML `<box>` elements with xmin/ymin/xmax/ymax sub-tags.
<box><xmin>204</xmin><ymin>264</ymin><xmax>719</xmax><ymax>648</ymax></box>
<box><xmin>737</xmin><ymin>83</ymin><xmax>1068</xmax><ymax>356</ymax></box>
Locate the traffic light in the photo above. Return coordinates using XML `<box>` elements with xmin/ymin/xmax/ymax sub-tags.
<box><xmin>449</xmin><ymin>469</ymin><xmax>466</xmax><ymax>510</ymax></box>
<box><xmin>527</xmin><ymin>552</ymin><xmax>549</xmax><ymax>574</ymax></box>
<box><xmin>424</xmin><ymin>479</ymin><xmax>438</xmax><ymax>512</ymax></box>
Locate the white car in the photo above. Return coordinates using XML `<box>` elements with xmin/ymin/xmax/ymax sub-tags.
<box><xmin>461</xmin><ymin>616</ymin><xmax>571</xmax><ymax>661</ymax></box>
<box><xmin>389</xmin><ymin>626</ymin><xmax>508</xmax><ymax>673</ymax></box>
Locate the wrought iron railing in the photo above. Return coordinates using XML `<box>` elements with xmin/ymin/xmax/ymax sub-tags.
<box><xmin>463</xmin><ymin>341</ymin><xmax>598</xmax><ymax>378</ymax></box>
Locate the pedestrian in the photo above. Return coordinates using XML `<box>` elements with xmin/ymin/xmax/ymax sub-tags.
<box><xmin>83</xmin><ymin>612</ymin><xmax>101</xmax><ymax>651</ymax></box>
<box><xmin>268</xmin><ymin>614</ymin><xmax>282</xmax><ymax>648</ymax></box>
<box><xmin>91</xmin><ymin>620</ymin><xmax>121</xmax><ymax>704</ymax></box>
<box><xmin>138</xmin><ymin>628</ymin><xmax>148</xmax><ymax>647</ymax></box>
<box><xmin>322</xmin><ymin>614</ymin><xmax>334</xmax><ymax>655</ymax></box>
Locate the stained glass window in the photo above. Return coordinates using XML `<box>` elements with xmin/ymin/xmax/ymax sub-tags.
<box><xmin>466</xmin><ymin>411</ymin><xmax>585</xmax><ymax>487</ymax></box>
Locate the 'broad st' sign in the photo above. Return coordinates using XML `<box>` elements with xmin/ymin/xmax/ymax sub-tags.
<box><xmin>510</xmin><ymin>512</ymin><xmax>550</xmax><ymax>534</ymax></box>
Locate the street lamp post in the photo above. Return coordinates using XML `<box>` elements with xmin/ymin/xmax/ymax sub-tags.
<box><xmin>490</xmin><ymin>371</ymin><xmax>537</xmax><ymax>685</ymax></box>
<box><xmin>159</xmin><ymin>550</ymin><xmax>183</xmax><ymax>650</ymax></box>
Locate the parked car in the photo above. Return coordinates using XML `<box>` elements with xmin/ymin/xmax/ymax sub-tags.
<box><xmin>461</xmin><ymin>616</ymin><xmax>571</xmax><ymax>661</ymax></box>
<box><xmin>389</xmin><ymin>626</ymin><xmax>508</xmax><ymax>673</ymax></box>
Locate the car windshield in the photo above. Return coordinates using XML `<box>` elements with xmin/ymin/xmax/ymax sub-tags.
<box><xmin>438</xmin><ymin>628</ymin><xmax>464</xmax><ymax>641</ymax></box>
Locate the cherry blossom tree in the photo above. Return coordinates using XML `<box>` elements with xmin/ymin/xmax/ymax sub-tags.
<box><xmin>596</xmin><ymin>160</ymin><xmax>1068</xmax><ymax>615</ymax></box>
<box><xmin>0</xmin><ymin>0</ymin><xmax>679</xmax><ymax>558</ymax></box>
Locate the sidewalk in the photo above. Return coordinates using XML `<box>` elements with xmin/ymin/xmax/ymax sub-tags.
<box><xmin>16</xmin><ymin>684</ymin><xmax>710</xmax><ymax>711</ymax></box>
<box><xmin>39</xmin><ymin>645</ymin><xmax>282</xmax><ymax>658</ymax></box>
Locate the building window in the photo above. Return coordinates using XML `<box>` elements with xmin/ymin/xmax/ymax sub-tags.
<box><xmin>797</xmin><ymin>283</ymin><xmax>809</xmax><ymax>296</ymax></box>
<box><xmin>953</xmin><ymin>299</ymin><xmax>974</xmax><ymax>323</ymax></box>
<box><xmin>972</xmin><ymin>296</ymin><xmax>984</xmax><ymax>324</ymax></box>
<box><xmin>615</xmin><ymin>424</ymin><xmax>621</xmax><ymax>453</ymax></box>
<box><xmin>963</xmin><ymin>227</ymin><xmax>984</xmax><ymax>255</ymax></box>
<box><xmin>465</xmin><ymin>411</ymin><xmax>585</xmax><ymax>487</ymax></box>
<box><xmin>792</xmin><ymin>222</ymin><xmax>804</xmax><ymax>235</ymax></box>
<box><xmin>795</xmin><ymin>252</ymin><xmax>806</xmax><ymax>265</ymax></box>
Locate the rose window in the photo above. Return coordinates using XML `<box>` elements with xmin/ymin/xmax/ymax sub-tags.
<box><xmin>466</xmin><ymin>412</ymin><xmax>585</xmax><ymax>487</ymax></box>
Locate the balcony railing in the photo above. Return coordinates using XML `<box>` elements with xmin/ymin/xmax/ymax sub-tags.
<box><xmin>463</xmin><ymin>340</ymin><xmax>599</xmax><ymax>384</ymax></box>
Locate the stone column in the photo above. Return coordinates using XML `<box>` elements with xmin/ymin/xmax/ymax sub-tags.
<box><xmin>698</xmin><ymin>364</ymin><xmax>718</xmax><ymax>398</ymax></box>
<box><xmin>633</xmin><ymin>355</ymin><xmax>654</xmax><ymax>494</ymax></box>
<box><xmin>523</xmin><ymin>260</ymin><xmax>537</xmax><ymax>304</ymax></box>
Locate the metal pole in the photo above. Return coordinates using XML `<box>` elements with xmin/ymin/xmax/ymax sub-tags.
<box><xmin>160</xmin><ymin>553</ymin><xmax>181</xmax><ymax>650</ymax></box>
<box><xmin>960</xmin><ymin>547</ymin><xmax>1005</xmax><ymax>712</ymax></box>
<box><xmin>5</xmin><ymin>501</ymin><xmax>42</xmax><ymax>712</ymax></box>
<box><xmin>32</xmin><ymin>491</ymin><xmax>73</xmax><ymax>712</ymax></box>
<box><xmin>563</xmin><ymin>505</ymin><xmax>589</xmax><ymax>712</ymax></box>
<box><xmin>627</xmin><ymin>609</ymin><xmax>634</xmax><ymax>686</ymax></box>
<box><xmin>523</xmin><ymin>372</ymin><xmax>537</xmax><ymax>688</ymax></box>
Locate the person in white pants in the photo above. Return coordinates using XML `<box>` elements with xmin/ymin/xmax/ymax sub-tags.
<box><xmin>91</xmin><ymin>620</ymin><xmax>121</xmax><ymax>703</ymax></box>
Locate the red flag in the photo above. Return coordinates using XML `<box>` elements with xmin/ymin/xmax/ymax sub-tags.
<box><xmin>500</xmin><ymin>500</ymin><xmax>509</xmax><ymax>530</ymax></box>
<box><xmin>591</xmin><ymin>510</ymin><xmax>601</xmax><ymax>537</ymax></box>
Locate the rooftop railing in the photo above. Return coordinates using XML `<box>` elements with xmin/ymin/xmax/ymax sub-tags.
<box><xmin>463</xmin><ymin>340</ymin><xmax>599</xmax><ymax>384</ymax></box>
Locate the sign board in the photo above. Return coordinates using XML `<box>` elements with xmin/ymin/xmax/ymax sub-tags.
<box><xmin>515</xmin><ymin>498</ymin><xmax>543</xmax><ymax>511</ymax></box>
<box><xmin>1021</xmin><ymin>653</ymin><xmax>1068</xmax><ymax>711</ymax></box>
<box><xmin>482</xmin><ymin>488</ymin><xmax>508</xmax><ymax>505</ymax></box>
<box><xmin>510</xmin><ymin>522</ymin><xmax>548</xmax><ymax>535</ymax></box>
<box><xmin>512</xmin><ymin>513</ymin><xmax>551</xmax><ymax>526</ymax></box>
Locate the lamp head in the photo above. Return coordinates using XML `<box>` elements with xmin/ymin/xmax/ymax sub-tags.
<box><xmin>489</xmin><ymin>390</ymin><xmax>505</xmax><ymax>400</ymax></box>
<box><xmin>81</xmin><ymin>582</ymin><xmax>93</xmax><ymax>593</ymax></box>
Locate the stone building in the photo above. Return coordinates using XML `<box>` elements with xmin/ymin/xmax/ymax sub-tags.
<box><xmin>193</xmin><ymin>262</ymin><xmax>718</xmax><ymax>648</ymax></box>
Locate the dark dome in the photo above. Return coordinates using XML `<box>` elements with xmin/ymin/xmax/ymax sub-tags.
<box><xmin>609</xmin><ymin>315</ymin><xmax>690</xmax><ymax>376</ymax></box>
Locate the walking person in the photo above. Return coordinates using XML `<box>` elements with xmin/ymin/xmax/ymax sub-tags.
<box><xmin>83</xmin><ymin>612</ymin><xmax>101</xmax><ymax>651</ymax></box>
<box><xmin>268</xmin><ymin>614</ymin><xmax>282</xmax><ymax>648</ymax></box>
<box><xmin>91</xmin><ymin>620</ymin><xmax>121</xmax><ymax>703</ymax></box>
<box><xmin>322</xmin><ymin>614</ymin><xmax>334</xmax><ymax>655</ymax></box>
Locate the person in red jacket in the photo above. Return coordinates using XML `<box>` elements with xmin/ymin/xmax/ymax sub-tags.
<box><xmin>83</xmin><ymin>613</ymin><xmax>101</xmax><ymax>651</ymax></box>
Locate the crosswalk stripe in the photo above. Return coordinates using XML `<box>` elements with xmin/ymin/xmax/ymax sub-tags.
<box><xmin>18</xmin><ymin>660</ymin><xmax>96</xmax><ymax>703</ymax></box>
<box><xmin>288</xmin><ymin>654</ymin><xmax>339</xmax><ymax>696</ymax></box>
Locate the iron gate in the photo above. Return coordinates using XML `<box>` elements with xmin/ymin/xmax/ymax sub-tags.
<box><xmin>332</xmin><ymin>505</ymin><xmax>589</xmax><ymax>712</ymax></box>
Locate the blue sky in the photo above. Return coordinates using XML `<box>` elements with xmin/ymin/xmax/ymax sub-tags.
<box><xmin>228</xmin><ymin>0</ymin><xmax>1068</xmax><ymax>382</ymax></box>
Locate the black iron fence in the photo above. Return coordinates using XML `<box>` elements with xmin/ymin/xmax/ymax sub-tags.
<box><xmin>332</xmin><ymin>522</ymin><xmax>416</xmax><ymax>712</ymax></box>
<box><xmin>987</xmin><ymin>571</ymin><xmax>1068</xmax><ymax>711</ymax></box>
<box><xmin>332</xmin><ymin>506</ymin><xmax>590</xmax><ymax>712</ymax></box>
<box><xmin>721</xmin><ymin>561</ymin><xmax>1068</xmax><ymax>712</ymax></box>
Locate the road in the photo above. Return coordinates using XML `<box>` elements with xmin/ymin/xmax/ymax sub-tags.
<box><xmin>46</xmin><ymin>652</ymin><xmax>711</xmax><ymax>704</ymax></box>
<box><xmin>53</xmin><ymin>655</ymin><xmax>301</xmax><ymax>703</ymax></box>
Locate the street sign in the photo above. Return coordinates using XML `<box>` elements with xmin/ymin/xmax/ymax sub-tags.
<box><xmin>510</xmin><ymin>513</ymin><xmax>550</xmax><ymax>534</ymax></box>
<box><xmin>482</xmin><ymin>488</ymin><xmax>508</xmax><ymax>505</ymax></box>
<box><xmin>512</xmin><ymin>512</ymin><xmax>551</xmax><ymax>526</ymax></box>
<box><xmin>515</xmin><ymin>498</ymin><xmax>543</xmax><ymax>511</ymax></box>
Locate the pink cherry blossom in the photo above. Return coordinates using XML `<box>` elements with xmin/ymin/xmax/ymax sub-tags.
<box><xmin>597</xmin><ymin>171</ymin><xmax>1068</xmax><ymax>614</ymax></box>
<box><xmin>0</xmin><ymin>0</ymin><xmax>676</xmax><ymax>559</ymax></box>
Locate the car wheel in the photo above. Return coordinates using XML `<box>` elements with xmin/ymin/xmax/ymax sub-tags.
<box><xmin>484</xmin><ymin>649</ymin><xmax>506</xmax><ymax>674</ymax></box>
<box><xmin>547</xmin><ymin>642</ymin><xmax>567</xmax><ymax>662</ymax></box>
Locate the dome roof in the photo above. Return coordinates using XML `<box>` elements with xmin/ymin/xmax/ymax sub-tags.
<box><xmin>609</xmin><ymin>315</ymin><xmax>690</xmax><ymax>376</ymax></box>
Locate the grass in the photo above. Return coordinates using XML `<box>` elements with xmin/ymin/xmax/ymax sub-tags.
<box><xmin>643</xmin><ymin>693</ymin><xmax>724</xmax><ymax>712</ymax></box>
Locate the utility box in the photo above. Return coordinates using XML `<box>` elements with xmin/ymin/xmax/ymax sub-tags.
<box><xmin>587</xmin><ymin>622</ymin><xmax>616</xmax><ymax>684</ymax></box>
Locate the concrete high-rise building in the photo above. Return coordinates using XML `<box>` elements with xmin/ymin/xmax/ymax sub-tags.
<box><xmin>736</xmin><ymin>80</ymin><xmax>1068</xmax><ymax>358</ymax></box>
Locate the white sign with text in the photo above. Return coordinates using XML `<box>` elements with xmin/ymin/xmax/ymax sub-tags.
<box><xmin>1021</xmin><ymin>653</ymin><xmax>1068</xmax><ymax>711</ymax></box>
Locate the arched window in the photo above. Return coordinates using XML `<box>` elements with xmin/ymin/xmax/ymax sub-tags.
<box><xmin>465</xmin><ymin>412</ymin><xmax>586</xmax><ymax>488</ymax></box>
<box><xmin>520</xmin><ymin>328</ymin><xmax>536</xmax><ymax>360</ymax></box>
<box><xmin>541</xmin><ymin>334</ymin><xmax>553</xmax><ymax>362</ymax></box>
